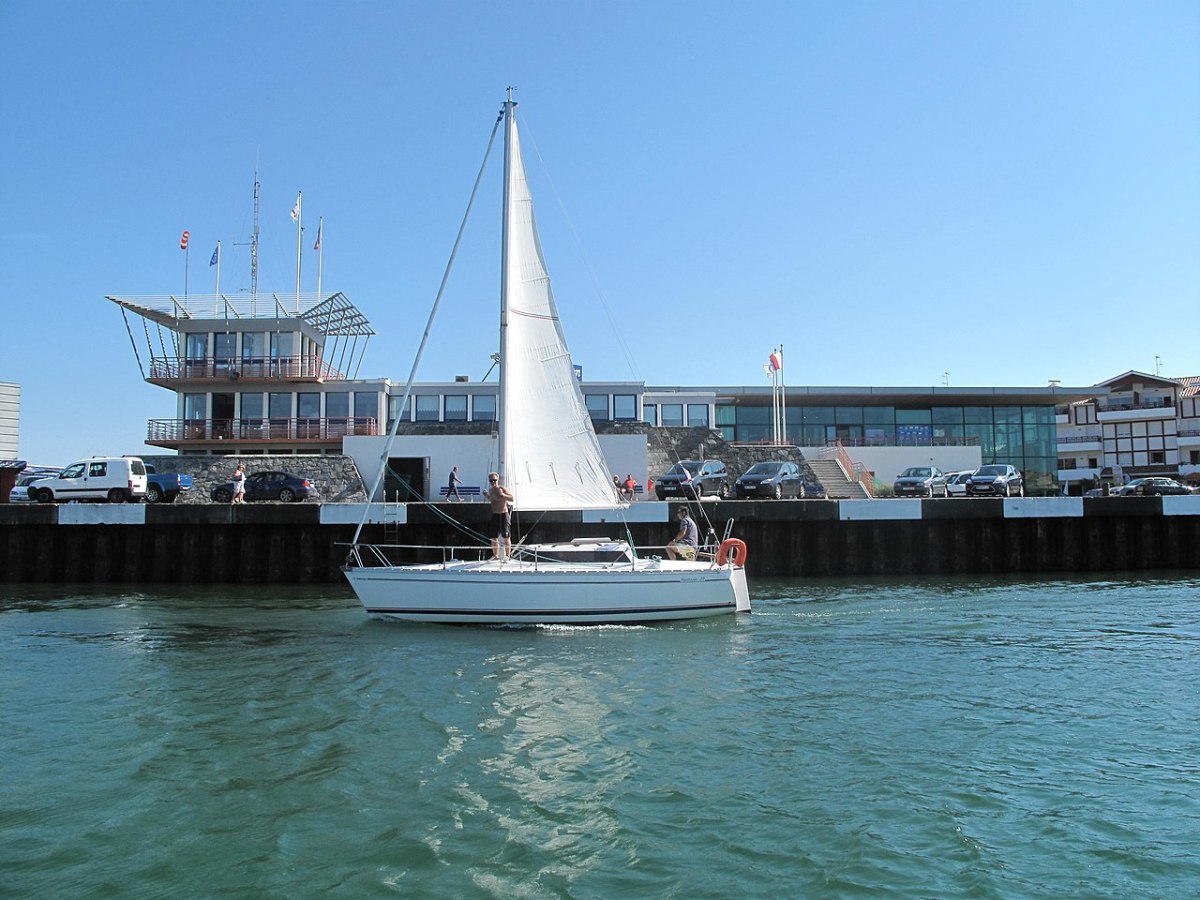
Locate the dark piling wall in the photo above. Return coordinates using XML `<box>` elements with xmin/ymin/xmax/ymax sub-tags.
<box><xmin>1</xmin><ymin>498</ymin><xmax>1197</xmax><ymax>584</ymax></box>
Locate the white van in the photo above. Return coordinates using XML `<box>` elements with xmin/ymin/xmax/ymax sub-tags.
<box><xmin>28</xmin><ymin>456</ymin><xmax>148</xmax><ymax>503</ymax></box>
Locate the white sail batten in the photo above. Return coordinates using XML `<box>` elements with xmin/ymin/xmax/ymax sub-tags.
<box><xmin>499</xmin><ymin>106</ymin><xmax>619</xmax><ymax>511</ymax></box>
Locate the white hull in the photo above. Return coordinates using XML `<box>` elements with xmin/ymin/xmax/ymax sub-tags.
<box><xmin>344</xmin><ymin>558</ymin><xmax>751</xmax><ymax>625</ymax></box>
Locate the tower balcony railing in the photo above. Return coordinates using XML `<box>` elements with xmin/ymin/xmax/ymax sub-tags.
<box><xmin>147</xmin><ymin>355</ymin><xmax>347</xmax><ymax>383</ymax></box>
<box><xmin>146</xmin><ymin>417</ymin><xmax>378</xmax><ymax>445</ymax></box>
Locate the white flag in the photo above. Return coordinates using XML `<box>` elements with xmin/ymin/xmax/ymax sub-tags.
<box><xmin>290</xmin><ymin>194</ymin><xmax>301</xmax><ymax>222</ymax></box>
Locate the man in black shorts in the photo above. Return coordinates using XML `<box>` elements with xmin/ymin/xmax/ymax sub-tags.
<box><xmin>486</xmin><ymin>472</ymin><xmax>514</xmax><ymax>560</ymax></box>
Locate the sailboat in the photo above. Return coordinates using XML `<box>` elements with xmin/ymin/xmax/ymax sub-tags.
<box><xmin>343</xmin><ymin>93</ymin><xmax>751</xmax><ymax>624</ymax></box>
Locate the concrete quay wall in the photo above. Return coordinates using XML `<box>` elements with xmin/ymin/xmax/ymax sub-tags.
<box><xmin>1</xmin><ymin>497</ymin><xmax>1198</xmax><ymax>584</ymax></box>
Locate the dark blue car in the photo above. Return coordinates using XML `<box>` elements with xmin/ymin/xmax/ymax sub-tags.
<box><xmin>735</xmin><ymin>461</ymin><xmax>806</xmax><ymax>499</ymax></box>
<box><xmin>210</xmin><ymin>471</ymin><xmax>317</xmax><ymax>503</ymax></box>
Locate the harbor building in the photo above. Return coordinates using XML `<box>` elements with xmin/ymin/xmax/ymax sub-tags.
<box><xmin>1056</xmin><ymin>370</ymin><xmax>1200</xmax><ymax>492</ymax></box>
<box><xmin>110</xmin><ymin>292</ymin><xmax>1099</xmax><ymax>499</ymax></box>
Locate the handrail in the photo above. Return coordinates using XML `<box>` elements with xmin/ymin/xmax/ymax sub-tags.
<box><xmin>819</xmin><ymin>440</ymin><xmax>876</xmax><ymax>496</ymax></box>
<box><xmin>147</xmin><ymin>355</ymin><xmax>347</xmax><ymax>381</ymax></box>
<box><xmin>147</xmin><ymin>417</ymin><xmax>378</xmax><ymax>442</ymax></box>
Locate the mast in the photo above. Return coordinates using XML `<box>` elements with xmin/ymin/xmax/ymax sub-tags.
<box><xmin>497</xmin><ymin>87</ymin><xmax>516</xmax><ymax>483</ymax></box>
<box><xmin>234</xmin><ymin>163</ymin><xmax>261</xmax><ymax>298</ymax></box>
<box><xmin>251</xmin><ymin>170</ymin><xmax>260</xmax><ymax>298</ymax></box>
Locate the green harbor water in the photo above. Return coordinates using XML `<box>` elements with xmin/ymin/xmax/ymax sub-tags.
<box><xmin>2</xmin><ymin>574</ymin><xmax>1198</xmax><ymax>898</ymax></box>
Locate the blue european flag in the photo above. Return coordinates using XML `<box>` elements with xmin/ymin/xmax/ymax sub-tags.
<box><xmin>209</xmin><ymin>245</ymin><xmax>219</xmax><ymax>266</ymax></box>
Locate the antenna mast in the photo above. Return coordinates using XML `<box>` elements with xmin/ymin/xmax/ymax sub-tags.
<box><xmin>233</xmin><ymin>159</ymin><xmax>262</xmax><ymax>298</ymax></box>
<box><xmin>250</xmin><ymin>166</ymin><xmax>260</xmax><ymax>298</ymax></box>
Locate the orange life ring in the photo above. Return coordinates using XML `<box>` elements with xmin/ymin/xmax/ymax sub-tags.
<box><xmin>717</xmin><ymin>538</ymin><xmax>747</xmax><ymax>567</ymax></box>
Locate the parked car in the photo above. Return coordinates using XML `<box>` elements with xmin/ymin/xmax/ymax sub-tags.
<box><xmin>1122</xmin><ymin>477</ymin><xmax>1195</xmax><ymax>496</ymax></box>
<box><xmin>944</xmin><ymin>471</ymin><xmax>974</xmax><ymax>497</ymax></box>
<box><xmin>734</xmin><ymin>461</ymin><xmax>806</xmax><ymax>499</ymax></box>
<box><xmin>210</xmin><ymin>470</ymin><xmax>317</xmax><ymax>503</ymax></box>
<box><xmin>801</xmin><ymin>480</ymin><xmax>827</xmax><ymax>499</ymax></box>
<box><xmin>893</xmin><ymin>467</ymin><xmax>948</xmax><ymax>498</ymax></box>
<box><xmin>29</xmin><ymin>457</ymin><xmax>148</xmax><ymax>503</ymax></box>
<box><xmin>9</xmin><ymin>471</ymin><xmax>59</xmax><ymax>502</ymax></box>
<box><xmin>967</xmin><ymin>464</ymin><xmax>1024</xmax><ymax>497</ymax></box>
<box><xmin>654</xmin><ymin>460</ymin><xmax>731</xmax><ymax>500</ymax></box>
<box><xmin>144</xmin><ymin>463</ymin><xmax>195</xmax><ymax>504</ymax></box>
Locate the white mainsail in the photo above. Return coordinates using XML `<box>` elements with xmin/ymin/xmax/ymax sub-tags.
<box><xmin>498</xmin><ymin>105</ymin><xmax>619</xmax><ymax>511</ymax></box>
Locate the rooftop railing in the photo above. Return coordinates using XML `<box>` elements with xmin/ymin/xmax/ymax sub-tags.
<box><xmin>147</xmin><ymin>356</ymin><xmax>347</xmax><ymax>382</ymax></box>
<box><xmin>147</xmin><ymin>417</ymin><xmax>378</xmax><ymax>444</ymax></box>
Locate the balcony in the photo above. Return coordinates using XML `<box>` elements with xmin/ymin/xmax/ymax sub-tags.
<box><xmin>1057</xmin><ymin>434</ymin><xmax>1102</xmax><ymax>450</ymax></box>
<box><xmin>1097</xmin><ymin>400</ymin><xmax>1176</xmax><ymax>422</ymax></box>
<box><xmin>147</xmin><ymin>356</ymin><xmax>347</xmax><ymax>386</ymax></box>
<box><xmin>147</xmin><ymin>417</ymin><xmax>378</xmax><ymax>448</ymax></box>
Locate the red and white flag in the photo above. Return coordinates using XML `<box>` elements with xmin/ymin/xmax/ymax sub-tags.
<box><xmin>180</xmin><ymin>230</ymin><xmax>190</xmax><ymax>250</ymax></box>
<box><xmin>768</xmin><ymin>351</ymin><xmax>782</xmax><ymax>372</ymax></box>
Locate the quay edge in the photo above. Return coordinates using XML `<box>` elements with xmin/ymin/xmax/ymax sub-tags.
<box><xmin>1</xmin><ymin>497</ymin><xmax>1198</xmax><ymax>584</ymax></box>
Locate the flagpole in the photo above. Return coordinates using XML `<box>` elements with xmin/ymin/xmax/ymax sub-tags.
<box><xmin>771</xmin><ymin>356</ymin><xmax>779</xmax><ymax>444</ymax></box>
<box><xmin>315</xmin><ymin>216</ymin><xmax>323</xmax><ymax>297</ymax></box>
<box><xmin>780</xmin><ymin>343</ymin><xmax>787</xmax><ymax>443</ymax></box>
<box><xmin>293</xmin><ymin>191</ymin><xmax>303</xmax><ymax>312</ymax></box>
<box><xmin>214</xmin><ymin>241</ymin><xmax>221</xmax><ymax>299</ymax></box>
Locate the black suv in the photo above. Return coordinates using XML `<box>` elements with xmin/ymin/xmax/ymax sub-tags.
<box><xmin>654</xmin><ymin>460</ymin><xmax>731</xmax><ymax>500</ymax></box>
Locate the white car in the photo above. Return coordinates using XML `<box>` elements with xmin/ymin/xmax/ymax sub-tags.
<box><xmin>9</xmin><ymin>472</ymin><xmax>57</xmax><ymax>502</ymax></box>
<box><xmin>944</xmin><ymin>471</ymin><xmax>975</xmax><ymax>497</ymax></box>
<box><xmin>26</xmin><ymin>457</ymin><xmax>148</xmax><ymax>503</ymax></box>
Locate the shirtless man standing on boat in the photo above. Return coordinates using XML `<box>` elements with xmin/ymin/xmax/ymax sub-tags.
<box><xmin>486</xmin><ymin>472</ymin><xmax>514</xmax><ymax>560</ymax></box>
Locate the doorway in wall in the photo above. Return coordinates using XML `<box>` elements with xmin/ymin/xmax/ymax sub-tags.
<box><xmin>385</xmin><ymin>457</ymin><xmax>428</xmax><ymax>501</ymax></box>
<box><xmin>212</xmin><ymin>393</ymin><xmax>235</xmax><ymax>441</ymax></box>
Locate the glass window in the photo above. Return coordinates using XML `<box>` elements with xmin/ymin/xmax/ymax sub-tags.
<box><xmin>686</xmin><ymin>404</ymin><xmax>709</xmax><ymax>427</ymax></box>
<box><xmin>613</xmin><ymin>394</ymin><xmax>637</xmax><ymax>420</ymax></box>
<box><xmin>271</xmin><ymin>332</ymin><xmax>295</xmax><ymax>359</ymax></box>
<box><xmin>387</xmin><ymin>395</ymin><xmax>411</xmax><ymax>428</ymax></box>
<box><xmin>415</xmin><ymin>395</ymin><xmax>440</xmax><ymax>422</ymax></box>
<box><xmin>214</xmin><ymin>332</ymin><xmax>236</xmax><ymax>361</ymax></box>
<box><xmin>835</xmin><ymin>406</ymin><xmax>863</xmax><ymax>425</ymax></box>
<box><xmin>737</xmin><ymin>406</ymin><xmax>771</xmax><ymax>426</ymax></box>
<box><xmin>715</xmin><ymin>404</ymin><xmax>736</xmax><ymax>427</ymax></box>
<box><xmin>354</xmin><ymin>392</ymin><xmax>377</xmax><ymax>418</ymax></box>
<box><xmin>931</xmin><ymin>407</ymin><xmax>963</xmax><ymax>425</ymax></box>
<box><xmin>185</xmin><ymin>333</ymin><xmax>208</xmax><ymax>360</ymax></box>
<box><xmin>896</xmin><ymin>408</ymin><xmax>932</xmax><ymax>425</ymax></box>
<box><xmin>242</xmin><ymin>332</ymin><xmax>267</xmax><ymax>361</ymax></box>
<box><xmin>240</xmin><ymin>393</ymin><xmax>263</xmax><ymax>418</ymax></box>
<box><xmin>473</xmin><ymin>394</ymin><xmax>496</xmax><ymax>422</ymax></box>
<box><xmin>863</xmin><ymin>406</ymin><xmax>894</xmax><ymax>425</ymax></box>
<box><xmin>661</xmin><ymin>403</ymin><xmax>684</xmax><ymax>427</ymax></box>
<box><xmin>269</xmin><ymin>392</ymin><xmax>292</xmax><ymax>418</ymax></box>
<box><xmin>585</xmin><ymin>394</ymin><xmax>610</xmax><ymax>421</ymax></box>
<box><xmin>325</xmin><ymin>392</ymin><xmax>349</xmax><ymax>418</ymax></box>
<box><xmin>642</xmin><ymin>403</ymin><xmax>658</xmax><ymax>426</ymax></box>
<box><xmin>297</xmin><ymin>392</ymin><xmax>320</xmax><ymax>418</ymax></box>
<box><xmin>802</xmin><ymin>407</ymin><xmax>834</xmax><ymax>425</ymax></box>
<box><xmin>445</xmin><ymin>395</ymin><xmax>468</xmax><ymax>422</ymax></box>
<box><xmin>183</xmin><ymin>393</ymin><xmax>206</xmax><ymax>420</ymax></box>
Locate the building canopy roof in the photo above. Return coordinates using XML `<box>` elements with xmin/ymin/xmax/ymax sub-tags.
<box><xmin>106</xmin><ymin>292</ymin><xmax>375</xmax><ymax>339</ymax></box>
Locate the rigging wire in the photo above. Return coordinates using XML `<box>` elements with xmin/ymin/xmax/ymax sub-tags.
<box><xmin>351</xmin><ymin>108</ymin><xmax>505</xmax><ymax>547</ymax></box>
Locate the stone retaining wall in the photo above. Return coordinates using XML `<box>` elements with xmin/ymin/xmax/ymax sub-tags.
<box><xmin>146</xmin><ymin>455</ymin><xmax>367</xmax><ymax>504</ymax></box>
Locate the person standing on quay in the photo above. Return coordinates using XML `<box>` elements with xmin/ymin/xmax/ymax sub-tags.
<box><xmin>447</xmin><ymin>466</ymin><xmax>463</xmax><ymax>502</ymax></box>
<box><xmin>486</xmin><ymin>472</ymin><xmax>514</xmax><ymax>561</ymax></box>
<box><xmin>231</xmin><ymin>463</ymin><xmax>246</xmax><ymax>505</ymax></box>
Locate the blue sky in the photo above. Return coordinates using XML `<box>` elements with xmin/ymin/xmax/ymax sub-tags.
<box><xmin>2</xmin><ymin>1</ymin><xmax>1197</xmax><ymax>464</ymax></box>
